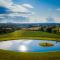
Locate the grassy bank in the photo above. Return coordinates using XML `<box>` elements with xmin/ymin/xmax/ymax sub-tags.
<box><xmin>0</xmin><ymin>49</ymin><xmax>60</xmax><ymax>60</ymax></box>
<box><xmin>0</xmin><ymin>30</ymin><xmax>60</xmax><ymax>41</ymax></box>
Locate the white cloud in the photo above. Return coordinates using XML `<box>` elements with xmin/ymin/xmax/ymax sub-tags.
<box><xmin>0</xmin><ymin>0</ymin><xmax>13</xmax><ymax>8</ymax></box>
<box><xmin>0</xmin><ymin>0</ymin><xmax>33</xmax><ymax>14</ymax></box>
<box><xmin>22</xmin><ymin>4</ymin><xmax>34</xmax><ymax>8</ymax></box>
<box><xmin>9</xmin><ymin>4</ymin><xmax>29</xmax><ymax>13</ymax></box>
<box><xmin>29</xmin><ymin>15</ymin><xmax>47</xmax><ymax>23</ymax></box>
<box><xmin>8</xmin><ymin>12</ymin><xmax>33</xmax><ymax>17</ymax></box>
<box><xmin>54</xmin><ymin>17</ymin><xmax>60</xmax><ymax>23</ymax></box>
<box><xmin>0</xmin><ymin>0</ymin><xmax>25</xmax><ymax>12</ymax></box>
<box><xmin>0</xmin><ymin>0</ymin><xmax>34</xmax><ymax>23</ymax></box>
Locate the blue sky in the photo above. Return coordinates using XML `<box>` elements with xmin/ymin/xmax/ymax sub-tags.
<box><xmin>0</xmin><ymin>0</ymin><xmax>60</xmax><ymax>23</ymax></box>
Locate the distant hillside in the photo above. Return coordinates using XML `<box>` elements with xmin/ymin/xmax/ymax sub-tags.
<box><xmin>0</xmin><ymin>23</ymin><xmax>60</xmax><ymax>28</ymax></box>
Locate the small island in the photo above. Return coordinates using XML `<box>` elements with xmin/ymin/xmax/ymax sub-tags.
<box><xmin>39</xmin><ymin>42</ymin><xmax>54</xmax><ymax>47</ymax></box>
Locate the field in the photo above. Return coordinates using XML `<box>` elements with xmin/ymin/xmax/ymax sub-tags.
<box><xmin>0</xmin><ymin>49</ymin><xmax>60</xmax><ymax>60</ymax></box>
<box><xmin>0</xmin><ymin>30</ymin><xmax>60</xmax><ymax>60</ymax></box>
<box><xmin>0</xmin><ymin>30</ymin><xmax>60</xmax><ymax>41</ymax></box>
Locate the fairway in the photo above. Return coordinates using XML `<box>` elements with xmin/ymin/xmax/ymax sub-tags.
<box><xmin>0</xmin><ymin>49</ymin><xmax>60</xmax><ymax>60</ymax></box>
<box><xmin>0</xmin><ymin>30</ymin><xmax>60</xmax><ymax>41</ymax></box>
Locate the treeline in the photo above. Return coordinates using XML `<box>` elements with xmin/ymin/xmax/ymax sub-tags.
<box><xmin>0</xmin><ymin>23</ymin><xmax>60</xmax><ymax>34</ymax></box>
<box><xmin>0</xmin><ymin>25</ymin><xmax>17</xmax><ymax>34</ymax></box>
<box><xmin>38</xmin><ymin>26</ymin><xmax>60</xmax><ymax>34</ymax></box>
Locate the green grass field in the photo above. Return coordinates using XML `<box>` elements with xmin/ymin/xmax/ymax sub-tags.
<box><xmin>0</xmin><ymin>30</ymin><xmax>60</xmax><ymax>41</ymax></box>
<box><xmin>0</xmin><ymin>30</ymin><xmax>60</xmax><ymax>60</ymax></box>
<box><xmin>0</xmin><ymin>49</ymin><xmax>60</xmax><ymax>60</ymax></box>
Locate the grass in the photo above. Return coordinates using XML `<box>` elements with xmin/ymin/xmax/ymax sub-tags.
<box><xmin>0</xmin><ymin>30</ymin><xmax>60</xmax><ymax>60</ymax></box>
<box><xmin>0</xmin><ymin>49</ymin><xmax>60</xmax><ymax>60</ymax></box>
<box><xmin>0</xmin><ymin>30</ymin><xmax>60</xmax><ymax>41</ymax></box>
<box><xmin>39</xmin><ymin>42</ymin><xmax>54</xmax><ymax>47</ymax></box>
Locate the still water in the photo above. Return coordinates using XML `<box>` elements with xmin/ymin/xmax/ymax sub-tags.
<box><xmin>0</xmin><ymin>40</ymin><xmax>60</xmax><ymax>52</ymax></box>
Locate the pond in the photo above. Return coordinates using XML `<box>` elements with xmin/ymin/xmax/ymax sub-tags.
<box><xmin>0</xmin><ymin>40</ymin><xmax>60</xmax><ymax>52</ymax></box>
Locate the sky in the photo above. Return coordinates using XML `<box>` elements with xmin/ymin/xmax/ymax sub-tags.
<box><xmin>0</xmin><ymin>0</ymin><xmax>60</xmax><ymax>23</ymax></box>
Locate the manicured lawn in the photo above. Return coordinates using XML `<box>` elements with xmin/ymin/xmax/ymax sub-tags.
<box><xmin>21</xmin><ymin>30</ymin><xmax>60</xmax><ymax>38</ymax></box>
<box><xmin>0</xmin><ymin>30</ymin><xmax>60</xmax><ymax>60</ymax></box>
<box><xmin>0</xmin><ymin>49</ymin><xmax>60</xmax><ymax>60</ymax></box>
<box><xmin>0</xmin><ymin>30</ymin><xmax>60</xmax><ymax>41</ymax></box>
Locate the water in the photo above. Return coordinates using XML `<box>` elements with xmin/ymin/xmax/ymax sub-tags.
<box><xmin>0</xmin><ymin>40</ymin><xmax>60</xmax><ymax>52</ymax></box>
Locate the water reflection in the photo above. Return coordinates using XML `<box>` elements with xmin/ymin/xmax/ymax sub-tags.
<box><xmin>0</xmin><ymin>41</ymin><xmax>13</xmax><ymax>50</ymax></box>
<box><xmin>18</xmin><ymin>45</ymin><xmax>27</xmax><ymax>52</ymax></box>
<box><xmin>0</xmin><ymin>40</ymin><xmax>60</xmax><ymax>52</ymax></box>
